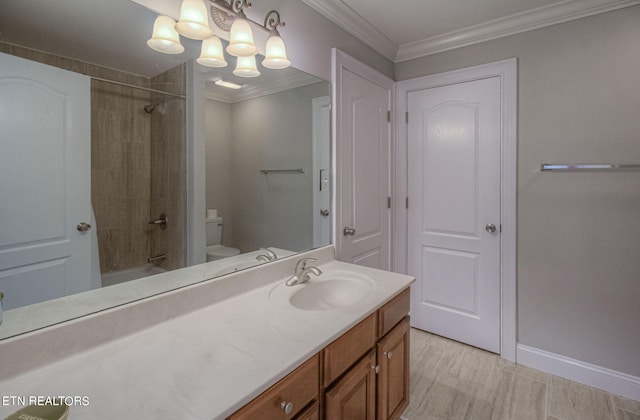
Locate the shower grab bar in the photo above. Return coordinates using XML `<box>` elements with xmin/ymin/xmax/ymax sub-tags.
<box><xmin>148</xmin><ymin>213</ymin><xmax>168</xmax><ymax>229</ymax></box>
<box><xmin>541</xmin><ymin>163</ymin><xmax>640</xmax><ymax>171</ymax></box>
<box><xmin>148</xmin><ymin>254</ymin><xmax>166</xmax><ymax>263</ymax></box>
<box><xmin>260</xmin><ymin>168</ymin><xmax>305</xmax><ymax>174</ymax></box>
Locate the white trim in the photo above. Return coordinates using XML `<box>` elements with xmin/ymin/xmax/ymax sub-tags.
<box><xmin>518</xmin><ymin>344</ymin><xmax>640</xmax><ymax>401</ymax></box>
<box><xmin>302</xmin><ymin>0</ymin><xmax>398</xmax><ymax>61</ymax></box>
<box><xmin>395</xmin><ymin>59</ymin><xmax>518</xmax><ymax>362</ymax></box>
<box><xmin>302</xmin><ymin>0</ymin><xmax>639</xmax><ymax>62</ymax></box>
<box><xmin>396</xmin><ymin>0</ymin><xmax>640</xmax><ymax>61</ymax></box>
<box><xmin>312</xmin><ymin>95</ymin><xmax>331</xmax><ymax>248</ymax></box>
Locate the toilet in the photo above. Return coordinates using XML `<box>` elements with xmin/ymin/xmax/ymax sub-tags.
<box><xmin>206</xmin><ymin>216</ymin><xmax>240</xmax><ymax>262</ymax></box>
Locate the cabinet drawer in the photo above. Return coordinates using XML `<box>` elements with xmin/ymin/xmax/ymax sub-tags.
<box><xmin>228</xmin><ymin>354</ymin><xmax>319</xmax><ymax>420</ymax></box>
<box><xmin>378</xmin><ymin>288</ymin><xmax>410</xmax><ymax>338</ymax></box>
<box><xmin>295</xmin><ymin>400</ymin><xmax>319</xmax><ymax>420</ymax></box>
<box><xmin>323</xmin><ymin>313</ymin><xmax>377</xmax><ymax>387</ymax></box>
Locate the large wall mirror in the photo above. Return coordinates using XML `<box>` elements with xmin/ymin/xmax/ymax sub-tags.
<box><xmin>0</xmin><ymin>0</ymin><xmax>331</xmax><ymax>339</ymax></box>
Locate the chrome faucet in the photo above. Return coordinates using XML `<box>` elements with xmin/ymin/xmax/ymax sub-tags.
<box><xmin>256</xmin><ymin>247</ymin><xmax>277</xmax><ymax>262</ymax></box>
<box><xmin>286</xmin><ymin>258</ymin><xmax>322</xmax><ymax>286</ymax></box>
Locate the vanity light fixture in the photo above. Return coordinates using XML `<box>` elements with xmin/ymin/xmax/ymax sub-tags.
<box><xmin>197</xmin><ymin>35</ymin><xmax>227</xmax><ymax>67</ymax></box>
<box><xmin>147</xmin><ymin>16</ymin><xmax>185</xmax><ymax>54</ymax></box>
<box><xmin>147</xmin><ymin>0</ymin><xmax>290</xmax><ymax>76</ymax></box>
<box><xmin>175</xmin><ymin>0</ymin><xmax>214</xmax><ymax>39</ymax></box>
<box><xmin>233</xmin><ymin>55</ymin><xmax>260</xmax><ymax>77</ymax></box>
<box><xmin>214</xmin><ymin>79</ymin><xmax>243</xmax><ymax>89</ymax></box>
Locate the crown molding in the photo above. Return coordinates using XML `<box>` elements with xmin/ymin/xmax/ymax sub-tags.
<box><xmin>396</xmin><ymin>0</ymin><xmax>640</xmax><ymax>62</ymax></box>
<box><xmin>205</xmin><ymin>72</ymin><xmax>321</xmax><ymax>103</ymax></box>
<box><xmin>301</xmin><ymin>0</ymin><xmax>398</xmax><ymax>61</ymax></box>
<box><xmin>301</xmin><ymin>0</ymin><xmax>640</xmax><ymax>63</ymax></box>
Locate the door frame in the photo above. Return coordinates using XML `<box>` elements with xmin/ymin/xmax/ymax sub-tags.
<box><xmin>395</xmin><ymin>59</ymin><xmax>517</xmax><ymax>362</ymax></box>
<box><xmin>312</xmin><ymin>95</ymin><xmax>331</xmax><ymax>248</ymax></box>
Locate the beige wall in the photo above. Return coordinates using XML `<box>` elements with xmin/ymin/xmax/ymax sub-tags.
<box><xmin>204</xmin><ymin>82</ymin><xmax>329</xmax><ymax>253</ymax></box>
<box><xmin>247</xmin><ymin>1</ymin><xmax>394</xmax><ymax>81</ymax></box>
<box><xmin>204</xmin><ymin>99</ymin><xmax>234</xmax><ymax>247</ymax></box>
<box><xmin>395</xmin><ymin>6</ymin><xmax>640</xmax><ymax>377</ymax></box>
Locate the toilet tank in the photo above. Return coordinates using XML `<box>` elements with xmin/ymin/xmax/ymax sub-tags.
<box><xmin>205</xmin><ymin>216</ymin><xmax>223</xmax><ymax>246</ymax></box>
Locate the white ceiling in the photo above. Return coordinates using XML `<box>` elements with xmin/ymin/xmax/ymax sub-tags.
<box><xmin>302</xmin><ymin>0</ymin><xmax>640</xmax><ymax>61</ymax></box>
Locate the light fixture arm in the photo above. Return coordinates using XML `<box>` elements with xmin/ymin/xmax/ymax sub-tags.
<box><xmin>208</xmin><ymin>0</ymin><xmax>285</xmax><ymax>34</ymax></box>
<box><xmin>264</xmin><ymin>10</ymin><xmax>285</xmax><ymax>33</ymax></box>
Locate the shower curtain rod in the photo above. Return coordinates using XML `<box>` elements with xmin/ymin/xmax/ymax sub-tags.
<box><xmin>91</xmin><ymin>76</ymin><xmax>186</xmax><ymax>99</ymax></box>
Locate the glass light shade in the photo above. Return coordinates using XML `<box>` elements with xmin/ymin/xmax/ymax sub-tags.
<box><xmin>233</xmin><ymin>55</ymin><xmax>260</xmax><ymax>78</ymax></box>
<box><xmin>262</xmin><ymin>34</ymin><xmax>290</xmax><ymax>69</ymax></box>
<box><xmin>197</xmin><ymin>36</ymin><xmax>227</xmax><ymax>67</ymax></box>
<box><xmin>226</xmin><ymin>19</ymin><xmax>258</xmax><ymax>57</ymax></box>
<box><xmin>147</xmin><ymin>16</ymin><xmax>184</xmax><ymax>54</ymax></box>
<box><xmin>175</xmin><ymin>0</ymin><xmax>213</xmax><ymax>40</ymax></box>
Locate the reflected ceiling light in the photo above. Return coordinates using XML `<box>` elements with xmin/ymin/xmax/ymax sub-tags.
<box><xmin>197</xmin><ymin>36</ymin><xmax>228</xmax><ymax>67</ymax></box>
<box><xmin>233</xmin><ymin>55</ymin><xmax>260</xmax><ymax>78</ymax></box>
<box><xmin>214</xmin><ymin>79</ymin><xmax>243</xmax><ymax>89</ymax></box>
<box><xmin>175</xmin><ymin>0</ymin><xmax>214</xmax><ymax>40</ymax></box>
<box><xmin>147</xmin><ymin>0</ymin><xmax>289</xmax><ymax>77</ymax></box>
<box><xmin>147</xmin><ymin>16</ymin><xmax>185</xmax><ymax>54</ymax></box>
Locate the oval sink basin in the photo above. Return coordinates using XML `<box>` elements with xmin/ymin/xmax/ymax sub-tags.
<box><xmin>288</xmin><ymin>272</ymin><xmax>374</xmax><ymax>311</ymax></box>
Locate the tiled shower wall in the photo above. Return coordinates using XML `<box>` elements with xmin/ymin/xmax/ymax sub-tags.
<box><xmin>91</xmin><ymin>79</ymin><xmax>152</xmax><ymax>272</ymax></box>
<box><xmin>0</xmin><ymin>42</ymin><xmax>186</xmax><ymax>274</ymax></box>
<box><xmin>150</xmin><ymin>66</ymin><xmax>187</xmax><ymax>271</ymax></box>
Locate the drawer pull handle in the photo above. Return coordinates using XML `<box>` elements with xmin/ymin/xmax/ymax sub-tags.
<box><xmin>384</xmin><ymin>351</ymin><xmax>393</xmax><ymax>359</ymax></box>
<box><xmin>372</xmin><ymin>365</ymin><xmax>380</xmax><ymax>374</ymax></box>
<box><xmin>280</xmin><ymin>401</ymin><xmax>293</xmax><ymax>415</ymax></box>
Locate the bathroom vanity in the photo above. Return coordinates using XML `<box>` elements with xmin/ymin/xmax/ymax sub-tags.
<box><xmin>0</xmin><ymin>246</ymin><xmax>414</xmax><ymax>419</ymax></box>
<box><xmin>229</xmin><ymin>289</ymin><xmax>410</xmax><ymax>419</ymax></box>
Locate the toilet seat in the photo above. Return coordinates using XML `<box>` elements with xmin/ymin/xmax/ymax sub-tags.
<box><xmin>206</xmin><ymin>244</ymin><xmax>240</xmax><ymax>260</ymax></box>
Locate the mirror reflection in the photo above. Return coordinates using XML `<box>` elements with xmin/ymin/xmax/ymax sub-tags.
<box><xmin>0</xmin><ymin>0</ymin><xmax>331</xmax><ymax>337</ymax></box>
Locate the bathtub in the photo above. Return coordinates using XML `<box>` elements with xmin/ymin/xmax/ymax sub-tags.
<box><xmin>101</xmin><ymin>264</ymin><xmax>167</xmax><ymax>288</ymax></box>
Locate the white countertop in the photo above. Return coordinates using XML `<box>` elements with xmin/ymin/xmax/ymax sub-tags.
<box><xmin>0</xmin><ymin>257</ymin><xmax>414</xmax><ymax>419</ymax></box>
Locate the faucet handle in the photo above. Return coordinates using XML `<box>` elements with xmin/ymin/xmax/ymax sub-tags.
<box><xmin>295</xmin><ymin>257</ymin><xmax>317</xmax><ymax>271</ymax></box>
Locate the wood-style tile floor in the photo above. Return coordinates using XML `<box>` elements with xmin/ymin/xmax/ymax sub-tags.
<box><xmin>404</xmin><ymin>328</ymin><xmax>640</xmax><ymax>420</ymax></box>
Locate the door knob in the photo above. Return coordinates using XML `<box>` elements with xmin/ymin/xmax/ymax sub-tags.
<box><xmin>343</xmin><ymin>227</ymin><xmax>356</xmax><ymax>236</ymax></box>
<box><xmin>485</xmin><ymin>223</ymin><xmax>497</xmax><ymax>233</ymax></box>
<box><xmin>76</xmin><ymin>222</ymin><xmax>92</xmax><ymax>232</ymax></box>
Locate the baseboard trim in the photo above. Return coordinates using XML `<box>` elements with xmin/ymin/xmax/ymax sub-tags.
<box><xmin>517</xmin><ymin>344</ymin><xmax>640</xmax><ymax>401</ymax></box>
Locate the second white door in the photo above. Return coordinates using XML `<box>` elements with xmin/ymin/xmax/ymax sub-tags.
<box><xmin>334</xmin><ymin>50</ymin><xmax>393</xmax><ymax>270</ymax></box>
<box><xmin>407</xmin><ymin>77</ymin><xmax>501</xmax><ymax>353</ymax></box>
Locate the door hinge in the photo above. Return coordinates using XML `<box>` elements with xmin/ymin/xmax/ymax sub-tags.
<box><xmin>387</xmin><ymin>197</ymin><xmax>391</xmax><ymax>209</ymax></box>
<box><xmin>500</xmin><ymin>224</ymin><xmax>503</xmax><ymax>233</ymax></box>
<box><xmin>406</xmin><ymin>197</ymin><xmax>409</xmax><ymax>209</ymax></box>
<box><xmin>406</xmin><ymin>112</ymin><xmax>409</xmax><ymax>124</ymax></box>
<box><xmin>387</xmin><ymin>110</ymin><xmax>391</xmax><ymax>123</ymax></box>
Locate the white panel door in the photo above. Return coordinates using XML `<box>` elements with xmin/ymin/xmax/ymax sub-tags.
<box><xmin>408</xmin><ymin>77</ymin><xmax>501</xmax><ymax>353</ymax></box>
<box><xmin>0</xmin><ymin>52</ymin><xmax>91</xmax><ymax>310</ymax></box>
<box><xmin>334</xmin><ymin>50</ymin><xmax>392</xmax><ymax>270</ymax></box>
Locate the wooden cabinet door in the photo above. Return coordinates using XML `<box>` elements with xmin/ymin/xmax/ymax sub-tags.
<box><xmin>325</xmin><ymin>351</ymin><xmax>376</xmax><ymax>420</ymax></box>
<box><xmin>377</xmin><ymin>317</ymin><xmax>410</xmax><ymax>420</ymax></box>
